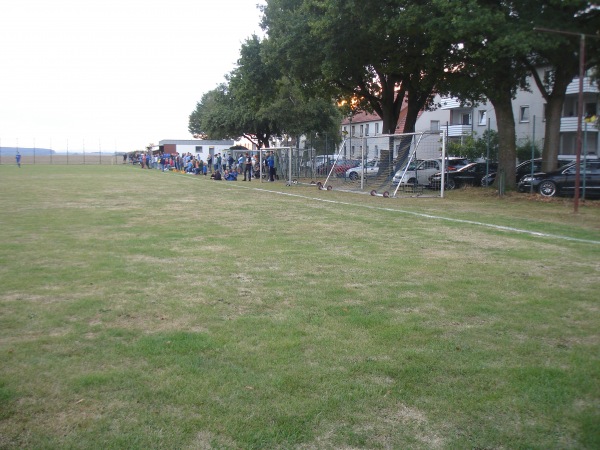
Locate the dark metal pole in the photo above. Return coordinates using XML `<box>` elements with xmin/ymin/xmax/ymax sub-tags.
<box><xmin>485</xmin><ymin>117</ymin><xmax>490</xmax><ymax>185</ymax></box>
<box><xmin>530</xmin><ymin>115</ymin><xmax>536</xmax><ymax>194</ymax></box>
<box><xmin>573</xmin><ymin>34</ymin><xmax>585</xmax><ymax>213</ymax></box>
<box><xmin>533</xmin><ymin>27</ymin><xmax>594</xmax><ymax>213</ymax></box>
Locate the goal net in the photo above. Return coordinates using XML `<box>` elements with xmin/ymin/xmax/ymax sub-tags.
<box><xmin>316</xmin><ymin>131</ymin><xmax>447</xmax><ymax>197</ymax></box>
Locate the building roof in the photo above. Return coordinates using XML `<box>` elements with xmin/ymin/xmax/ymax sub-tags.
<box><xmin>341</xmin><ymin>107</ymin><xmax>422</xmax><ymax>134</ymax></box>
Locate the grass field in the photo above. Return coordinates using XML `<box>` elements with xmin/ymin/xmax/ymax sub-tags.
<box><xmin>1</xmin><ymin>165</ymin><xmax>599</xmax><ymax>449</ymax></box>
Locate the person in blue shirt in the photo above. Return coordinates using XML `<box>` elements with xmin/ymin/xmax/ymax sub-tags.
<box><xmin>15</xmin><ymin>152</ymin><xmax>21</xmax><ymax>168</ymax></box>
<box><xmin>266</xmin><ymin>151</ymin><xmax>275</xmax><ymax>181</ymax></box>
<box><xmin>243</xmin><ymin>153</ymin><xmax>253</xmax><ymax>181</ymax></box>
<box><xmin>225</xmin><ymin>169</ymin><xmax>238</xmax><ymax>181</ymax></box>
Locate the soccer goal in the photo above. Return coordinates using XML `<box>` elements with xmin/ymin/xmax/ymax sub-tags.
<box><xmin>317</xmin><ymin>130</ymin><xmax>447</xmax><ymax>197</ymax></box>
<box><xmin>258</xmin><ymin>147</ymin><xmax>294</xmax><ymax>185</ymax></box>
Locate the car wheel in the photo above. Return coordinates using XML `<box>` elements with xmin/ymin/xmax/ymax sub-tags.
<box><xmin>539</xmin><ymin>180</ymin><xmax>557</xmax><ymax>197</ymax></box>
<box><xmin>407</xmin><ymin>177</ymin><xmax>416</xmax><ymax>185</ymax></box>
<box><xmin>446</xmin><ymin>178</ymin><xmax>456</xmax><ymax>190</ymax></box>
<box><xmin>349</xmin><ymin>172</ymin><xmax>358</xmax><ymax>181</ymax></box>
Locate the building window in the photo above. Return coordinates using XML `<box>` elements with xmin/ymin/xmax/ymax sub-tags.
<box><xmin>365</xmin><ymin>124</ymin><xmax>370</xmax><ymax>136</ymax></box>
<box><xmin>520</xmin><ymin>106</ymin><xmax>530</xmax><ymax>123</ymax></box>
<box><xmin>478</xmin><ymin>110</ymin><xmax>487</xmax><ymax>126</ymax></box>
<box><xmin>430</xmin><ymin>120</ymin><xmax>440</xmax><ymax>131</ymax></box>
<box><xmin>374</xmin><ymin>145</ymin><xmax>379</xmax><ymax>158</ymax></box>
<box><xmin>343</xmin><ymin>126</ymin><xmax>347</xmax><ymax>135</ymax></box>
<box><xmin>462</xmin><ymin>113</ymin><xmax>472</xmax><ymax>125</ymax></box>
<box><xmin>351</xmin><ymin>125</ymin><xmax>356</xmax><ymax>136</ymax></box>
<box><xmin>195</xmin><ymin>146</ymin><xmax>203</xmax><ymax>153</ymax></box>
<box><xmin>359</xmin><ymin>125</ymin><xmax>364</xmax><ymax>137</ymax></box>
<box><xmin>375</xmin><ymin>123</ymin><xmax>379</xmax><ymax>135</ymax></box>
<box><xmin>209</xmin><ymin>147</ymin><xmax>215</xmax><ymax>155</ymax></box>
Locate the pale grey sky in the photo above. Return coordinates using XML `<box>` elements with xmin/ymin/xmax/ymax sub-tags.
<box><xmin>0</xmin><ymin>0</ymin><xmax>265</xmax><ymax>152</ymax></box>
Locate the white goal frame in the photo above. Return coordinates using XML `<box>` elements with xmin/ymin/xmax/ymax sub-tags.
<box><xmin>321</xmin><ymin>131</ymin><xmax>447</xmax><ymax>198</ymax></box>
<box><xmin>259</xmin><ymin>147</ymin><xmax>293</xmax><ymax>185</ymax></box>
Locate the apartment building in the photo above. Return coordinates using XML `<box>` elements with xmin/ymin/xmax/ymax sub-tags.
<box><xmin>340</xmin><ymin>70</ymin><xmax>599</xmax><ymax>160</ymax></box>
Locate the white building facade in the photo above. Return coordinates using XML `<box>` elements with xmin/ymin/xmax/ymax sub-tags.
<box><xmin>340</xmin><ymin>71</ymin><xmax>599</xmax><ymax>161</ymax></box>
<box><xmin>158</xmin><ymin>139</ymin><xmax>234</xmax><ymax>159</ymax></box>
<box><xmin>415</xmin><ymin>71</ymin><xmax>599</xmax><ymax>159</ymax></box>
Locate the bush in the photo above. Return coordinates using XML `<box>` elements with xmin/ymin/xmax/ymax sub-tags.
<box><xmin>447</xmin><ymin>130</ymin><xmax>498</xmax><ymax>161</ymax></box>
<box><xmin>516</xmin><ymin>139</ymin><xmax>542</xmax><ymax>162</ymax></box>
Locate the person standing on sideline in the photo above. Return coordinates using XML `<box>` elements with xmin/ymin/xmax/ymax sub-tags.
<box><xmin>243</xmin><ymin>152</ymin><xmax>253</xmax><ymax>181</ymax></box>
<box><xmin>267</xmin><ymin>151</ymin><xmax>276</xmax><ymax>181</ymax></box>
<box><xmin>15</xmin><ymin>152</ymin><xmax>21</xmax><ymax>168</ymax></box>
<box><xmin>206</xmin><ymin>153</ymin><xmax>212</xmax><ymax>173</ymax></box>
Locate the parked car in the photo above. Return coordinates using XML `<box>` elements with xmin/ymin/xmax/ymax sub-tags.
<box><xmin>429</xmin><ymin>162</ymin><xmax>499</xmax><ymax>189</ymax></box>
<box><xmin>346</xmin><ymin>159</ymin><xmax>380</xmax><ymax>180</ymax></box>
<box><xmin>392</xmin><ymin>157</ymin><xmax>469</xmax><ymax>187</ymax></box>
<box><xmin>518</xmin><ymin>159</ymin><xmax>600</xmax><ymax>197</ymax></box>
<box><xmin>332</xmin><ymin>159</ymin><xmax>360</xmax><ymax>176</ymax></box>
<box><xmin>481</xmin><ymin>158</ymin><xmax>573</xmax><ymax>187</ymax></box>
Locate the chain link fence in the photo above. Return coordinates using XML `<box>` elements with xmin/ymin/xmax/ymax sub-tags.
<box><xmin>0</xmin><ymin>151</ymin><xmax>124</xmax><ymax>165</ymax></box>
<box><xmin>279</xmin><ymin>132</ymin><xmax>448</xmax><ymax>197</ymax></box>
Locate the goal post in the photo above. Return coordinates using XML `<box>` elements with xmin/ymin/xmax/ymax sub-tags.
<box><xmin>316</xmin><ymin>130</ymin><xmax>447</xmax><ymax>197</ymax></box>
<box><xmin>259</xmin><ymin>147</ymin><xmax>293</xmax><ymax>185</ymax></box>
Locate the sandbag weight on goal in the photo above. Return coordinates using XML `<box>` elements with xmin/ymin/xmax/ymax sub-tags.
<box><xmin>383</xmin><ymin>191</ymin><xmax>390</xmax><ymax>198</ymax></box>
<box><xmin>370</xmin><ymin>190</ymin><xmax>377</xmax><ymax>196</ymax></box>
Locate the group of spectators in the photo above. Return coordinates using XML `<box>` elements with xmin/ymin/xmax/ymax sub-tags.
<box><xmin>128</xmin><ymin>150</ymin><xmax>278</xmax><ymax>182</ymax></box>
<box><xmin>129</xmin><ymin>152</ymin><xmax>179</xmax><ymax>171</ymax></box>
<box><xmin>212</xmin><ymin>151</ymin><xmax>277</xmax><ymax>182</ymax></box>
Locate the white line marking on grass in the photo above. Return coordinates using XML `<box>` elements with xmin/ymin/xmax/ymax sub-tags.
<box><xmin>180</xmin><ymin>175</ymin><xmax>600</xmax><ymax>245</ymax></box>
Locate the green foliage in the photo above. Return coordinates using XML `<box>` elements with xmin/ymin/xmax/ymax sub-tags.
<box><xmin>516</xmin><ymin>138</ymin><xmax>542</xmax><ymax>162</ymax></box>
<box><xmin>188</xmin><ymin>84</ymin><xmax>237</xmax><ymax>141</ymax></box>
<box><xmin>448</xmin><ymin>130</ymin><xmax>499</xmax><ymax>161</ymax></box>
<box><xmin>262</xmin><ymin>0</ymin><xmax>449</xmax><ymax>134</ymax></box>
<box><xmin>189</xmin><ymin>35</ymin><xmax>341</xmax><ymax>148</ymax></box>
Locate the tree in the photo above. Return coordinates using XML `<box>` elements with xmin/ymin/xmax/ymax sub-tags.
<box><xmin>189</xmin><ymin>35</ymin><xmax>341</xmax><ymax>149</ymax></box>
<box><xmin>188</xmin><ymin>84</ymin><xmax>237</xmax><ymax>140</ymax></box>
<box><xmin>522</xmin><ymin>1</ymin><xmax>600</xmax><ymax>171</ymax></box>
<box><xmin>261</xmin><ymin>0</ymin><xmax>450</xmax><ymax>135</ymax></box>
<box><xmin>433</xmin><ymin>0</ymin><xmax>600</xmax><ymax>187</ymax></box>
<box><xmin>432</xmin><ymin>0</ymin><xmax>534</xmax><ymax>190</ymax></box>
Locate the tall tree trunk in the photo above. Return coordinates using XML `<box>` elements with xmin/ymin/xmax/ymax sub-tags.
<box><xmin>542</xmin><ymin>95</ymin><xmax>564</xmax><ymax>171</ymax></box>
<box><xmin>488</xmin><ymin>94</ymin><xmax>517</xmax><ymax>191</ymax></box>
<box><xmin>528</xmin><ymin>64</ymin><xmax>574</xmax><ymax>172</ymax></box>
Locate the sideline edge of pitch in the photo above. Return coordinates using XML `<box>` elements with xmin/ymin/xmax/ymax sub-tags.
<box><xmin>182</xmin><ymin>175</ymin><xmax>600</xmax><ymax>245</ymax></box>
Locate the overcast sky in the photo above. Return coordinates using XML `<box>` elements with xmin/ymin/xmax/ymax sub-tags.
<box><xmin>0</xmin><ymin>0</ymin><xmax>265</xmax><ymax>152</ymax></box>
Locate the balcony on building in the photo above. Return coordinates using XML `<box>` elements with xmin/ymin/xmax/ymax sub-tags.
<box><xmin>560</xmin><ymin>75</ymin><xmax>599</xmax><ymax>134</ymax></box>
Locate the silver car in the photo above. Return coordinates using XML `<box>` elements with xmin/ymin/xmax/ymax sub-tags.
<box><xmin>392</xmin><ymin>158</ymin><xmax>469</xmax><ymax>186</ymax></box>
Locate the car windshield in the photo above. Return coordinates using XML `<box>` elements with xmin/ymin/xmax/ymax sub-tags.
<box><xmin>397</xmin><ymin>160</ymin><xmax>422</xmax><ymax>171</ymax></box>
